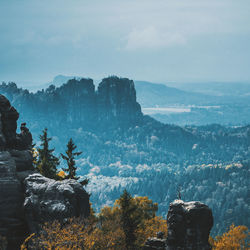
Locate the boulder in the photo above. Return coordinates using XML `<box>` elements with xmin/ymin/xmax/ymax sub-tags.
<box><xmin>166</xmin><ymin>200</ymin><xmax>213</xmax><ymax>250</ymax></box>
<box><xmin>143</xmin><ymin>237</ymin><xmax>167</xmax><ymax>250</ymax></box>
<box><xmin>23</xmin><ymin>173</ymin><xmax>90</xmax><ymax>233</ymax></box>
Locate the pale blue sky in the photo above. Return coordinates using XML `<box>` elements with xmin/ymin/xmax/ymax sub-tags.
<box><xmin>0</xmin><ymin>0</ymin><xmax>250</xmax><ymax>85</ymax></box>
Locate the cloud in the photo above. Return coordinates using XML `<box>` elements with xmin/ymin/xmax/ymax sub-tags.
<box><xmin>0</xmin><ymin>0</ymin><xmax>250</xmax><ymax>83</ymax></box>
<box><xmin>124</xmin><ymin>26</ymin><xmax>186</xmax><ymax>50</ymax></box>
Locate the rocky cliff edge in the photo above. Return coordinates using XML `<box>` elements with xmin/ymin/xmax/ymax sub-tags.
<box><xmin>0</xmin><ymin>94</ymin><xmax>90</xmax><ymax>249</ymax></box>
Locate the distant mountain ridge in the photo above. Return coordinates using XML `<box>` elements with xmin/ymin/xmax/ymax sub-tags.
<box><xmin>0</xmin><ymin>76</ymin><xmax>142</xmax><ymax>130</ymax></box>
<box><xmin>45</xmin><ymin>75</ymin><xmax>250</xmax><ymax>106</ymax></box>
<box><xmin>0</xmin><ymin>76</ymin><xmax>249</xmax><ymax>166</ymax></box>
<box><xmin>46</xmin><ymin>76</ymin><xmax>222</xmax><ymax>106</ymax></box>
<box><xmin>166</xmin><ymin>81</ymin><xmax>250</xmax><ymax>97</ymax></box>
<box><xmin>134</xmin><ymin>80</ymin><xmax>217</xmax><ymax>107</ymax></box>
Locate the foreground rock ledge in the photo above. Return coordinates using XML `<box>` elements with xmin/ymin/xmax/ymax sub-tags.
<box><xmin>143</xmin><ymin>200</ymin><xmax>213</xmax><ymax>250</ymax></box>
<box><xmin>166</xmin><ymin>200</ymin><xmax>213</xmax><ymax>250</ymax></box>
<box><xmin>24</xmin><ymin>173</ymin><xmax>90</xmax><ymax>233</ymax></box>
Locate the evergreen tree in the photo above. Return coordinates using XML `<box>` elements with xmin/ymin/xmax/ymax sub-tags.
<box><xmin>119</xmin><ymin>189</ymin><xmax>140</xmax><ymax>249</ymax></box>
<box><xmin>36</xmin><ymin>128</ymin><xmax>59</xmax><ymax>179</ymax></box>
<box><xmin>60</xmin><ymin>138</ymin><xmax>82</xmax><ymax>180</ymax></box>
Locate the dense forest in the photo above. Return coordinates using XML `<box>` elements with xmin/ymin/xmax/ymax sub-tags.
<box><xmin>0</xmin><ymin>78</ymin><xmax>249</xmax><ymax>236</ymax></box>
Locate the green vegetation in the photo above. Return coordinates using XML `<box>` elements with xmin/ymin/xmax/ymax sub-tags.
<box><xmin>36</xmin><ymin>128</ymin><xmax>59</xmax><ymax>179</ymax></box>
<box><xmin>61</xmin><ymin>138</ymin><xmax>82</xmax><ymax>180</ymax></box>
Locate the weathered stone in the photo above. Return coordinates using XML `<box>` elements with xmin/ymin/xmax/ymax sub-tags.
<box><xmin>9</xmin><ymin>150</ymin><xmax>33</xmax><ymax>172</ymax></box>
<box><xmin>0</xmin><ymin>94</ymin><xmax>91</xmax><ymax>249</ymax></box>
<box><xmin>0</xmin><ymin>151</ymin><xmax>28</xmax><ymax>250</ymax></box>
<box><xmin>97</xmin><ymin>76</ymin><xmax>142</xmax><ymax>126</ymax></box>
<box><xmin>143</xmin><ymin>237</ymin><xmax>167</xmax><ymax>250</ymax></box>
<box><xmin>23</xmin><ymin>173</ymin><xmax>90</xmax><ymax>233</ymax></box>
<box><xmin>56</xmin><ymin>78</ymin><xmax>96</xmax><ymax>126</ymax></box>
<box><xmin>0</xmin><ymin>95</ymin><xmax>19</xmax><ymax>149</ymax></box>
<box><xmin>166</xmin><ymin>200</ymin><xmax>213</xmax><ymax>250</ymax></box>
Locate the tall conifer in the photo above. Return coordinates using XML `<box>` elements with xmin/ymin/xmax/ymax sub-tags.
<box><xmin>119</xmin><ymin>189</ymin><xmax>140</xmax><ymax>249</ymax></box>
<box><xmin>36</xmin><ymin>128</ymin><xmax>59</xmax><ymax>179</ymax></box>
<box><xmin>61</xmin><ymin>138</ymin><xmax>82</xmax><ymax>180</ymax></box>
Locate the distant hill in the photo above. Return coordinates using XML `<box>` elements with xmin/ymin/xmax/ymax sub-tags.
<box><xmin>166</xmin><ymin>81</ymin><xmax>250</xmax><ymax>97</ymax></box>
<box><xmin>134</xmin><ymin>81</ymin><xmax>218</xmax><ymax>107</ymax></box>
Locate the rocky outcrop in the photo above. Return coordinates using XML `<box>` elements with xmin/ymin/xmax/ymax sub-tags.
<box><xmin>24</xmin><ymin>173</ymin><xmax>90</xmax><ymax>233</ymax></box>
<box><xmin>0</xmin><ymin>151</ymin><xmax>28</xmax><ymax>250</ymax></box>
<box><xmin>143</xmin><ymin>235</ymin><xmax>166</xmax><ymax>250</ymax></box>
<box><xmin>19</xmin><ymin>76</ymin><xmax>143</xmax><ymax>129</ymax></box>
<box><xmin>166</xmin><ymin>200</ymin><xmax>213</xmax><ymax>250</ymax></box>
<box><xmin>0</xmin><ymin>95</ymin><xmax>29</xmax><ymax>249</ymax></box>
<box><xmin>56</xmin><ymin>78</ymin><xmax>96</xmax><ymax>126</ymax></box>
<box><xmin>0</xmin><ymin>94</ymin><xmax>90</xmax><ymax>249</ymax></box>
<box><xmin>143</xmin><ymin>200</ymin><xmax>213</xmax><ymax>250</ymax></box>
<box><xmin>97</xmin><ymin>76</ymin><xmax>142</xmax><ymax>125</ymax></box>
<box><xmin>0</xmin><ymin>95</ymin><xmax>19</xmax><ymax>149</ymax></box>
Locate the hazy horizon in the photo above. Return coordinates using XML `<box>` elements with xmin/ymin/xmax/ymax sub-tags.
<box><xmin>1</xmin><ymin>0</ymin><xmax>250</xmax><ymax>86</ymax></box>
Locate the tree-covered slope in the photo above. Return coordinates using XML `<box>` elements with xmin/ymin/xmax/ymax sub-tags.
<box><xmin>0</xmin><ymin>77</ymin><xmax>249</xmax><ymax>235</ymax></box>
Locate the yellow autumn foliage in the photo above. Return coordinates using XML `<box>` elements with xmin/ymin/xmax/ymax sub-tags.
<box><xmin>21</xmin><ymin>218</ymin><xmax>89</xmax><ymax>250</ymax></box>
<box><xmin>21</xmin><ymin>209</ymin><xmax>249</xmax><ymax>250</ymax></box>
<box><xmin>31</xmin><ymin>147</ymin><xmax>38</xmax><ymax>165</ymax></box>
<box><xmin>21</xmin><ymin>196</ymin><xmax>167</xmax><ymax>249</ymax></box>
<box><xmin>136</xmin><ymin>216</ymin><xmax>167</xmax><ymax>247</ymax></box>
<box><xmin>212</xmin><ymin>224</ymin><xmax>249</xmax><ymax>250</ymax></box>
<box><xmin>57</xmin><ymin>170</ymin><xmax>66</xmax><ymax>179</ymax></box>
<box><xmin>93</xmin><ymin>195</ymin><xmax>166</xmax><ymax>248</ymax></box>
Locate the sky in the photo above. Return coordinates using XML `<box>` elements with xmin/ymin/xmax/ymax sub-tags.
<box><xmin>0</xmin><ymin>0</ymin><xmax>250</xmax><ymax>86</ymax></box>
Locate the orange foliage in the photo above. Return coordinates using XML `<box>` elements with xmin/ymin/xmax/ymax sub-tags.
<box><xmin>57</xmin><ymin>170</ymin><xmax>66</xmax><ymax>179</ymax></box>
<box><xmin>84</xmin><ymin>227</ymin><xmax>126</xmax><ymax>250</ymax></box>
<box><xmin>212</xmin><ymin>224</ymin><xmax>249</xmax><ymax>250</ymax></box>
<box><xmin>136</xmin><ymin>216</ymin><xmax>168</xmax><ymax>247</ymax></box>
<box><xmin>21</xmin><ymin>196</ymin><xmax>167</xmax><ymax>249</ymax></box>
<box><xmin>21</xmin><ymin>218</ymin><xmax>89</xmax><ymax>250</ymax></box>
<box><xmin>93</xmin><ymin>196</ymin><xmax>166</xmax><ymax>248</ymax></box>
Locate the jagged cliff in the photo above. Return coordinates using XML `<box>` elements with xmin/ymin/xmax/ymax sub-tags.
<box><xmin>0</xmin><ymin>95</ymin><xmax>90</xmax><ymax>250</ymax></box>
<box><xmin>0</xmin><ymin>76</ymin><xmax>143</xmax><ymax>130</ymax></box>
<box><xmin>97</xmin><ymin>77</ymin><xmax>142</xmax><ymax>125</ymax></box>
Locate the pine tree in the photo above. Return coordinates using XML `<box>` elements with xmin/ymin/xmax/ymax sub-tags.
<box><xmin>36</xmin><ymin>128</ymin><xmax>59</xmax><ymax>179</ymax></box>
<box><xmin>119</xmin><ymin>189</ymin><xmax>140</xmax><ymax>249</ymax></box>
<box><xmin>61</xmin><ymin>138</ymin><xmax>84</xmax><ymax>181</ymax></box>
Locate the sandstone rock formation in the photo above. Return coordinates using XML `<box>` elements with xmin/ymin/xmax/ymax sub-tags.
<box><xmin>97</xmin><ymin>76</ymin><xmax>142</xmax><ymax>125</ymax></box>
<box><xmin>166</xmin><ymin>200</ymin><xmax>213</xmax><ymax>250</ymax></box>
<box><xmin>0</xmin><ymin>95</ymin><xmax>19</xmax><ymax>149</ymax></box>
<box><xmin>143</xmin><ymin>200</ymin><xmax>213</xmax><ymax>250</ymax></box>
<box><xmin>0</xmin><ymin>95</ymin><xmax>30</xmax><ymax>249</ymax></box>
<box><xmin>56</xmin><ymin>78</ymin><xmax>96</xmax><ymax>126</ymax></box>
<box><xmin>1</xmin><ymin>77</ymin><xmax>143</xmax><ymax>132</ymax></box>
<box><xmin>0</xmin><ymin>94</ymin><xmax>90</xmax><ymax>249</ymax></box>
<box><xmin>143</xmin><ymin>235</ymin><xmax>166</xmax><ymax>250</ymax></box>
<box><xmin>24</xmin><ymin>173</ymin><xmax>90</xmax><ymax>233</ymax></box>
